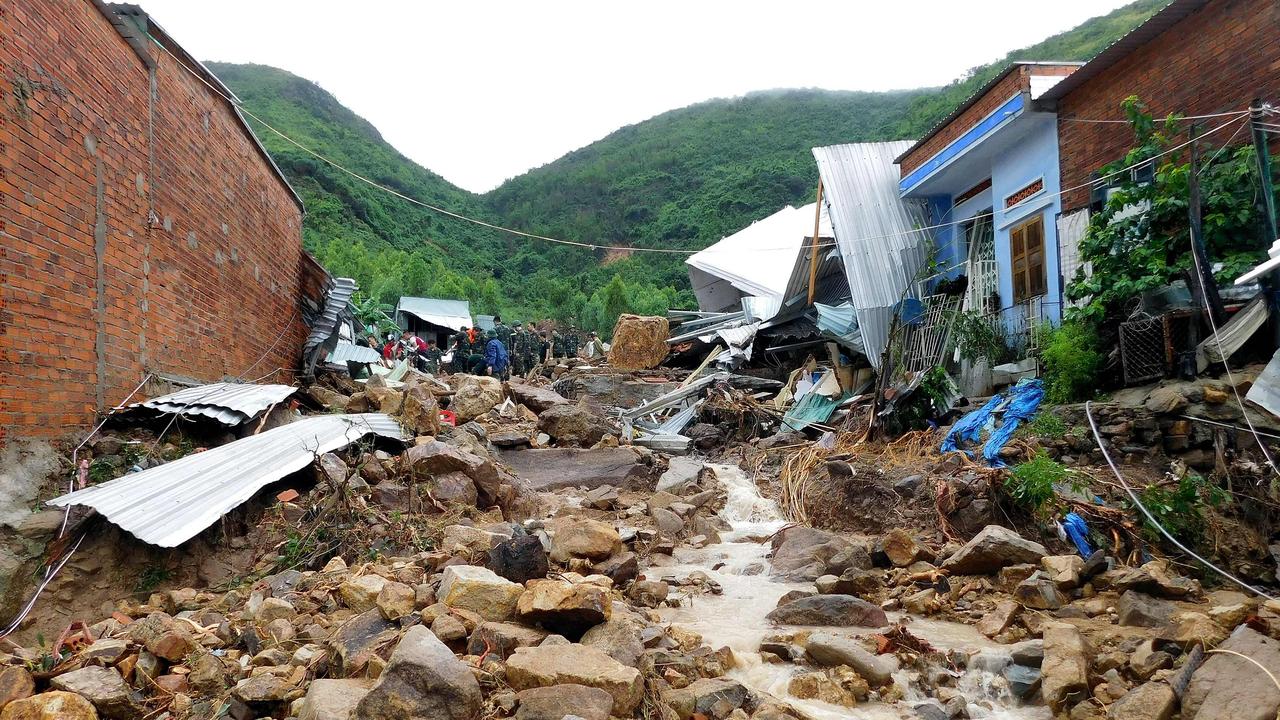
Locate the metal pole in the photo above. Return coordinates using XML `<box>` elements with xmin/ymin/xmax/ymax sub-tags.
<box><xmin>807</xmin><ymin>179</ymin><xmax>824</xmax><ymax>305</ymax></box>
<box><xmin>1252</xmin><ymin>99</ymin><xmax>1279</xmax><ymax>243</ymax></box>
<box><xmin>1188</xmin><ymin>124</ymin><xmax>1225</xmax><ymax>326</ymax></box>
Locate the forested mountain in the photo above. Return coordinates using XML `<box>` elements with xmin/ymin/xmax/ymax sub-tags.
<box><xmin>209</xmin><ymin>0</ymin><xmax>1167</xmax><ymax>333</ymax></box>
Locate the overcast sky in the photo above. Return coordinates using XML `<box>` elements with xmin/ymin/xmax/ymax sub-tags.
<box><xmin>141</xmin><ymin>0</ymin><xmax>1132</xmax><ymax>193</ymax></box>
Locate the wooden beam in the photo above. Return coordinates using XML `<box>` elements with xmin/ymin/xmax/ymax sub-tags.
<box><xmin>807</xmin><ymin>179</ymin><xmax>825</xmax><ymax>305</ymax></box>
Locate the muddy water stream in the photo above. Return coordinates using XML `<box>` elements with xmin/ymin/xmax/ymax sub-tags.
<box><xmin>657</xmin><ymin>465</ymin><xmax>1049</xmax><ymax>720</ymax></box>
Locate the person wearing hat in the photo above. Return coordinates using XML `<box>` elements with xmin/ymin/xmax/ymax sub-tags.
<box><xmin>510</xmin><ymin>322</ymin><xmax>529</xmax><ymax>377</ymax></box>
<box><xmin>583</xmin><ymin>330</ymin><xmax>605</xmax><ymax>360</ymax></box>
<box><xmin>482</xmin><ymin>329</ymin><xmax>509</xmax><ymax>379</ymax></box>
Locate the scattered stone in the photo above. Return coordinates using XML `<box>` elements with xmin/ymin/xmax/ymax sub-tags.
<box><xmin>940</xmin><ymin>525</ymin><xmax>1047</xmax><ymax>575</ymax></box>
<box><xmin>517</xmin><ymin>579</ymin><xmax>612</xmax><ymax>638</ymax></box>
<box><xmin>1108</xmin><ymin>681</ymin><xmax>1175</xmax><ymax>720</ymax></box>
<box><xmin>1009</xmin><ymin>639</ymin><xmax>1044</xmax><ymax>667</ymax></box>
<box><xmin>804</xmin><ymin>633</ymin><xmax>894</xmax><ymax>685</ymax></box>
<box><xmin>627</xmin><ymin>580</ymin><xmax>670</xmax><ymax>609</ymax></box>
<box><xmin>438</xmin><ymin>565</ymin><xmax>524</xmax><ymax>621</ymax></box>
<box><xmin>353</xmin><ymin>626</ymin><xmax>482</xmax><ymax>720</ymax></box>
<box><xmin>329</xmin><ymin>610</ymin><xmax>399</xmax><ymax>675</ymax></box>
<box><xmin>580</xmin><ymin>612</ymin><xmax>646</xmax><ymax>668</ymax></box>
<box><xmin>340</xmin><ymin>575</ymin><xmax>389</xmax><ymax>614</ymax></box>
<box><xmin>507</xmin><ymin>382</ymin><xmax>570</xmax><ymax>413</ymax></box>
<box><xmin>489</xmin><ymin>534</ymin><xmax>550</xmax><ymax>584</ymax></box>
<box><xmin>506</xmin><ymin>644</ymin><xmax>644</xmax><ymax>716</ymax></box>
<box><xmin>1004</xmin><ymin>664</ymin><xmax>1042</xmax><ymax>700</ymax></box>
<box><xmin>1160</xmin><ymin>611</ymin><xmax>1228</xmax><ymax>647</ymax></box>
<box><xmin>298</xmin><ymin>679</ymin><xmax>374</xmax><ymax>720</ymax></box>
<box><xmin>550</xmin><ymin>520</ymin><xmax>622</xmax><ymax>562</ymax></box>
<box><xmin>977</xmin><ymin>600</ymin><xmax>1022</xmax><ymax>638</ymax></box>
<box><xmin>787</xmin><ymin>666</ymin><xmax>868</xmax><ymax>707</ymax></box>
<box><xmin>0</xmin><ymin>668</ymin><xmax>33</xmax><ymax>712</ymax></box>
<box><xmin>1110</xmin><ymin>560</ymin><xmax>1198</xmax><ymax>599</ymax></box>
<box><xmin>1144</xmin><ymin>386</ymin><xmax>1189</xmax><ymax>414</ymax></box>
<box><xmin>466</xmin><ymin>622</ymin><xmax>550</xmax><ymax>660</ymax></box>
<box><xmin>1014</xmin><ymin>573</ymin><xmax>1066</xmax><ymax>610</ymax></box>
<box><xmin>1042</xmin><ymin>555</ymin><xmax>1084</xmax><ymax>589</ymax></box>
<box><xmin>663</xmin><ymin>677</ymin><xmax>750</xmax><ymax>720</ymax></box>
<box><xmin>769</xmin><ymin>526</ymin><xmax>855</xmax><ymax>581</ymax></box>
<box><xmin>515</xmin><ymin>684</ymin><xmax>614</xmax><ymax>720</ymax></box>
<box><xmin>1042</xmin><ymin>622</ymin><xmax>1090</xmax><ymax>713</ymax></box>
<box><xmin>1182</xmin><ymin>626</ymin><xmax>1280</xmax><ymax>720</ymax></box>
<box><xmin>49</xmin><ymin>666</ymin><xmax>142</xmax><ymax>720</ymax></box>
<box><xmin>652</xmin><ymin>507</ymin><xmax>685</xmax><ymax>537</ymax></box>
<box><xmin>537</xmin><ymin>405</ymin><xmax>613</xmax><ymax>447</ymax></box>
<box><xmin>376</xmin><ymin>581</ymin><xmax>417</xmax><ymax>621</ymax></box>
<box><xmin>583</xmin><ymin>485</ymin><xmax>620</xmax><ymax>510</ymax></box>
<box><xmin>188</xmin><ymin>654</ymin><xmax>228</xmax><ymax>696</ymax></box>
<box><xmin>657</xmin><ymin>458</ymin><xmax>703</xmax><ymax>493</ymax></box>
<box><xmin>1117</xmin><ymin>591</ymin><xmax>1176</xmax><ymax>628</ymax></box>
<box><xmin>593</xmin><ymin>552</ymin><xmax>638</xmax><ymax>586</ymax></box>
<box><xmin>450</xmin><ymin>375</ymin><xmax>504</xmax><ymax>423</ymax></box>
<box><xmin>882</xmin><ymin>529</ymin><xmax>932</xmax><ymax>567</ymax></box>
<box><xmin>430</xmin><ymin>615</ymin><xmax>468</xmax><ymax>644</ymax></box>
<box><xmin>0</xmin><ymin>692</ymin><xmax>98</xmax><ymax>720</ymax></box>
<box><xmin>765</xmin><ymin>595</ymin><xmax>888</xmax><ymax>627</ymax></box>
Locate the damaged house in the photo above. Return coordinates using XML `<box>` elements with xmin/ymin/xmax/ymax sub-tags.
<box><xmin>0</xmin><ymin>1</ymin><xmax>330</xmax><ymax>445</ymax></box>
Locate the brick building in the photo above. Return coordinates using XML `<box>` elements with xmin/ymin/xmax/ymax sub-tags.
<box><xmin>0</xmin><ymin>1</ymin><xmax>327</xmax><ymax>445</ymax></box>
<box><xmin>1042</xmin><ymin>0</ymin><xmax>1280</xmax><ymax>212</ymax></box>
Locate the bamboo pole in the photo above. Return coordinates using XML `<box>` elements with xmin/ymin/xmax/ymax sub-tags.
<box><xmin>807</xmin><ymin>179</ymin><xmax>825</xmax><ymax>305</ymax></box>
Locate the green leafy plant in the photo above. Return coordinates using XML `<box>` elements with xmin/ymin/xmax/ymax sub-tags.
<box><xmin>135</xmin><ymin>564</ymin><xmax>172</xmax><ymax>593</ymax></box>
<box><xmin>1037</xmin><ymin>321</ymin><xmax>1104</xmax><ymax>404</ymax></box>
<box><xmin>947</xmin><ymin>309</ymin><xmax>1013</xmax><ymax>364</ymax></box>
<box><xmin>1019</xmin><ymin>411</ymin><xmax>1067</xmax><ymax>440</ymax></box>
<box><xmin>1004</xmin><ymin>451</ymin><xmax>1068</xmax><ymax>513</ymax></box>
<box><xmin>1137</xmin><ymin>473</ymin><xmax>1228</xmax><ymax>541</ymax></box>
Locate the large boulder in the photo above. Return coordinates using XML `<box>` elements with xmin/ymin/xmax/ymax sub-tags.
<box><xmin>804</xmin><ymin>633</ymin><xmax>895</xmax><ymax>685</ymax></box>
<box><xmin>438</xmin><ymin>565</ymin><xmax>524</xmax><ymax>621</ymax></box>
<box><xmin>940</xmin><ymin>525</ymin><xmax>1047</xmax><ymax>575</ymax></box>
<box><xmin>299</xmin><ymin>679</ymin><xmax>374</xmax><ymax>720</ymax></box>
<box><xmin>607</xmin><ymin>315</ymin><xmax>670</xmax><ymax>370</ymax></box>
<box><xmin>507</xmin><ymin>382</ymin><xmax>569</xmax><ymax>413</ymax></box>
<box><xmin>769</xmin><ymin>527</ymin><xmax>857</xmax><ymax>581</ymax></box>
<box><xmin>536</xmin><ymin>404</ymin><xmax>613</xmax><ymax>447</ymax></box>
<box><xmin>48</xmin><ymin>667</ymin><xmax>142</xmax><ymax>720</ymax></box>
<box><xmin>517</xmin><ymin>579</ymin><xmax>612</xmax><ymax>638</ymax></box>
<box><xmin>663</xmin><ymin>677</ymin><xmax>751</xmax><ymax>720</ymax></box>
<box><xmin>498</xmin><ymin>448</ymin><xmax>649</xmax><ymax>491</ymax></box>
<box><xmin>765</xmin><ymin>595</ymin><xmax>887</xmax><ymax>627</ymax></box>
<box><xmin>399</xmin><ymin>379</ymin><xmax>442</xmax><ymax>436</ymax></box>
<box><xmin>1041</xmin><ymin>622</ymin><xmax>1090</xmax><ymax>713</ymax></box>
<box><xmin>0</xmin><ymin>667</ymin><xmax>33</xmax><ymax>711</ymax></box>
<box><xmin>449</xmin><ymin>375</ymin><xmax>504</xmax><ymax>423</ymax></box>
<box><xmin>1182</xmin><ymin>626</ymin><xmax>1280</xmax><ymax>720</ymax></box>
<box><xmin>506</xmin><ymin>644</ymin><xmax>644</xmax><ymax>716</ymax></box>
<box><xmin>549</xmin><ymin>519</ymin><xmax>621</xmax><ymax>562</ymax></box>
<box><xmin>405</xmin><ymin>441</ymin><xmax>502</xmax><ymax>506</ymax></box>
<box><xmin>515</xmin><ymin>684</ymin><xmax>613</xmax><ymax>720</ymax></box>
<box><xmin>0</xmin><ymin>692</ymin><xmax>97</xmax><ymax>720</ymax></box>
<box><xmin>353</xmin><ymin>626</ymin><xmax>482</xmax><ymax>720</ymax></box>
<box><xmin>489</xmin><ymin>534</ymin><xmax>549</xmax><ymax>584</ymax></box>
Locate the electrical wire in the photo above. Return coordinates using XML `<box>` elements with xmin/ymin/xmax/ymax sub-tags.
<box><xmin>1060</xmin><ymin>108</ymin><xmax>1251</xmax><ymax>124</ymax></box>
<box><xmin>1084</xmin><ymin>401</ymin><xmax>1274</xmax><ymax>600</ymax></box>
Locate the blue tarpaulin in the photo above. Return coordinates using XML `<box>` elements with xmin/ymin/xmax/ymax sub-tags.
<box><xmin>940</xmin><ymin>379</ymin><xmax>1044</xmax><ymax>466</ymax></box>
<box><xmin>1062</xmin><ymin>512</ymin><xmax>1093</xmax><ymax>558</ymax></box>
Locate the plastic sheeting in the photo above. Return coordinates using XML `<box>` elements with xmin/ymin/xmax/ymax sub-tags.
<box><xmin>814</xmin><ymin>301</ymin><xmax>864</xmax><ymax>354</ymax></box>
<box><xmin>941</xmin><ymin>379</ymin><xmax>1044</xmax><ymax>466</ymax></box>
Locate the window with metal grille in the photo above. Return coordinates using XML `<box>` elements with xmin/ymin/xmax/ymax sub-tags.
<box><xmin>1010</xmin><ymin>215</ymin><xmax>1047</xmax><ymax>302</ymax></box>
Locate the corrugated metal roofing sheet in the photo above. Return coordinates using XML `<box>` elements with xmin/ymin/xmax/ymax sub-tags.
<box><xmin>687</xmin><ymin>203</ymin><xmax>834</xmax><ymax>303</ymax></box>
<box><xmin>132</xmin><ymin>383</ymin><xmax>298</xmax><ymax>425</ymax></box>
<box><xmin>327</xmin><ymin>341</ymin><xmax>382</xmax><ymax>365</ymax></box>
<box><xmin>303</xmin><ymin>277</ymin><xmax>358</xmax><ymax>372</ymax></box>
<box><xmin>49</xmin><ymin>413</ymin><xmax>406</xmax><ymax>547</ymax></box>
<box><xmin>812</xmin><ymin>141</ymin><xmax>931</xmax><ymax>368</ymax></box>
<box><xmin>397</xmin><ymin>296</ymin><xmax>472</xmax><ymax>331</ymax></box>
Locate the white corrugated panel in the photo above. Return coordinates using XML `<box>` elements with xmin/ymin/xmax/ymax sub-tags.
<box><xmin>397</xmin><ymin>296</ymin><xmax>472</xmax><ymax>331</ymax></box>
<box><xmin>133</xmin><ymin>383</ymin><xmax>298</xmax><ymax>425</ymax></box>
<box><xmin>49</xmin><ymin>414</ymin><xmax>406</xmax><ymax>547</ymax></box>
<box><xmin>687</xmin><ymin>203</ymin><xmax>834</xmax><ymax>304</ymax></box>
<box><xmin>812</xmin><ymin>141</ymin><xmax>932</xmax><ymax>368</ymax></box>
<box><xmin>1057</xmin><ymin>209</ymin><xmax>1091</xmax><ymax>306</ymax></box>
<box><xmin>327</xmin><ymin>341</ymin><xmax>383</xmax><ymax>365</ymax></box>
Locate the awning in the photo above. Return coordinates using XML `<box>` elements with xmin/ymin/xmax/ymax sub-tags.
<box><xmin>397</xmin><ymin>296</ymin><xmax>472</xmax><ymax>331</ymax></box>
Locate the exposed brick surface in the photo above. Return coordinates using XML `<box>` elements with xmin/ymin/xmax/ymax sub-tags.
<box><xmin>0</xmin><ymin>0</ymin><xmax>317</xmax><ymax>444</ymax></box>
<box><xmin>900</xmin><ymin>64</ymin><xmax>1078</xmax><ymax>177</ymax></box>
<box><xmin>1057</xmin><ymin>0</ymin><xmax>1280</xmax><ymax>211</ymax></box>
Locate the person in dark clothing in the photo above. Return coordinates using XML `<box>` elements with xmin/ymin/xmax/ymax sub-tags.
<box><xmin>484</xmin><ymin>330</ymin><xmax>510</xmax><ymax>379</ymax></box>
<box><xmin>451</xmin><ymin>328</ymin><xmax>473</xmax><ymax>373</ymax></box>
<box><xmin>422</xmin><ymin>339</ymin><xmax>442</xmax><ymax>374</ymax></box>
<box><xmin>565</xmin><ymin>326</ymin><xmax>581</xmax><ymax>359</ymax></box>
<box><xmin>494</xmin><ymin>316</ymin><xmax>512</xmax><ymax>348</ymax></box>
<box><xmin>510</xmin><ymin>322</ymin><xmax>528</xmax><ymax>377</ymax></box>
<box><xmin>551</xmin><ymin>330</ymin><xmax>566</xmax><ymax>362</ymax></box>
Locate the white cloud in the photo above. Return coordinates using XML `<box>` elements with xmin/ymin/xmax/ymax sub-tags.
<box><xmin>142</xmin><ymin>0</ymin><xmax>1132</xmax><ymax>192</ymax></box>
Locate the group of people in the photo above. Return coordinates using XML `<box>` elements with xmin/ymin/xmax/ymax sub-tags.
<box><xmin>368</xmin><ymin>316</ymin><xmax>600</xmax><ymax>380</ymax></box>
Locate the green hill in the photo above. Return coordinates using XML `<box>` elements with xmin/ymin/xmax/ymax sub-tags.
<box><xmin>209</xmin><ymin>0</ymin><xmax>1167</xmax><ymax>333</ymax></box>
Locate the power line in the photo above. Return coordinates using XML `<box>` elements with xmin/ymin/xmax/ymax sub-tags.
<box><xmin>1059</xmin><ymin>108</ymin><xmax>1250</xmax><ymax>124</ymax></box>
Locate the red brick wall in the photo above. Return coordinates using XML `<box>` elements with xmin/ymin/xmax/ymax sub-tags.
<box><xmin>900</xmin><ymin>65</ymin><xmax>1079</xmax><ymax>177</ymax></box>
<box><xmin>1057</xmin><ymin>0</ymin><xmax>1280</xmax><ymax>211</ymax></box>
<box><xmin>0</xmin><ymin>0</ymin><xmax>313</xmax><ymax>444</ymax></box>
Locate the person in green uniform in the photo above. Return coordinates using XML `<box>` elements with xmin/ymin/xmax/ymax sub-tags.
<box><xmin>422</xmin><ymin>339</ymin><xmax>442</xmax><ymax>374</ymax></box>
<box><xmin>494</xmin><ymin>315</ymin><xmax>512</xmax><ymax>349</ymax></box>
<box><xmin>565</xmin><ymin>325</ymin><xmax>581</xmax><ymax>359</ymax></box>
<box><xmin>451</xmin><ymin>327</ymin><xmax>472</xmax><ymax>373</ymax></box>
<box><xmin>510</xmin><ymin>322</ymin><xmax>528</xmax><ymax>377</ymax></box>
<box><xmin>551</xmin><ymin>330</ymin><xmax>566</xmax><ymax>362</ymax></box>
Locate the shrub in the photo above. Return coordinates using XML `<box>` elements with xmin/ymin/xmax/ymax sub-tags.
<box><xmin>1019</xmin><ymin>411</ymin><xmax>1067</xmax><ymax>440</ymax></box>
<box><xmin>1004</xmin><ymin>451</ymin><xmax>1067</xmax><ymax>512</ymax></box>
<box><xmin>1137</xmin><ymin>473</ymin><xmax>1227</xmax><ymax>541</ymax></box>
<box><xmin>1038</xmin><ymin>321</ymin><xmax>1103</xmax><ymax>404</ymax></box>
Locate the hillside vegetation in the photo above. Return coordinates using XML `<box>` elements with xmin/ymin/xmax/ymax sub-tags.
<box><xmin>210</xmin><ymin>0</ymin><xmax>1166</xmax><ymax>334</ymax></box>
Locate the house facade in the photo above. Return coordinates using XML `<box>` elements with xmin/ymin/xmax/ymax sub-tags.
<box><xmin>896</xmin><ymin>63</ymin><xmax>1081</xmax><ymax>335</ymax></box>
<box><xmin>1</xmin><ymin>1</ymin><xmax>325</xmax><ymax>444</ymax></box>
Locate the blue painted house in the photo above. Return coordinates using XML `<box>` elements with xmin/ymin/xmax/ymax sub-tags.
<box><xmin>896</xmin><ymin>62</ymin><xmax>1081</xmax><ymax>337</ymax></box>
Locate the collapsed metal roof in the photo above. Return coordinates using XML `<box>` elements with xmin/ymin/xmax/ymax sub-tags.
<box><xmin>303</xmin><ymin>277</ymin><xmax>359</xmax><ymax>376</ymax></box>
<box><xmin>327</xmin><ymin>341</ymin><xmax>383</xmax><ymax>366</ymax></box>
<box><xmin>397</xmin><ymin>297</ymin><xmax>473</xmax><ymax>331</ymax></box>
<box><xmin>132</xmin><ymin>382</ymin><xmax>298</xmax><ymax>425</ymax></box>
<box><xmin>49</xmin><ymin>414</ymin><xmax>406</xmax><ymax>547</ymax></box>
<box><xmin>686</xmin><ymin>203</ymin><xmax>834</xmax><ymax>305</ymax></box>
<box><xmin>812</xmin><ymin>141</ymin><xmax>931</xmax><ymax>369</ymax></box>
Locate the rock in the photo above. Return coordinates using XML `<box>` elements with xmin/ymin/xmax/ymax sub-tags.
<box><xmin>405</xmin><ymin>441</ymin><xmax>502</xmax><ymax>506</ymax></box>
<box><xmin>450</xmin><ymin>375</ymin><xmax>504</xmax><ymax>423</ymax></box>
<box><xmin>902</xmin><ymin>588</ymin><xmax>937</xmax><ymax>614</ymax></box>
<box><xmin>1203</xmin><ymin>384</ymin><xmax>1230</xmax><ymax>405</ymax></box>
<box><xmin>188</xmin><ymin>654</ymin><xmax>228</xmax><ymax>696</ymax></box>
<box><xmin>400</xmin><ymin>380</ymin><xmax>442</xmax><ymax>436</ymax></box>
<box><xmin>0</xmin><ymin>692</ymin><xmax>98</xmax><ymax>720</ymax></box>
<box><xmin>769</xmin><ymin>526</ymin><xmax>855</xmax><ymax>581</ymax></box>
<box><xmin>1129</xmin><ymin>641</ymin><xmax>1173</xmax><ymax>681</ymax></box>
<box><xmin>498</xmin><ymin>447</ymin><xmax>648</xmax><ymax>491</ymax></box>
<box><xmin>340</xmin><ymin>575</ymin><xmax>389</xmax><ymax>613</ymax></box>
<box><xmin>1010</xmin><ymin>639</ymin><xmax>1044</xmax><ymax>667</ymax></box>
<box><xmin>489</xmin><ymin>534</ymin><xmax>550</xmax><ymax>584</ymax></box>
<box><xmin>537</xmin><ymin>405</ymin><xmax>613</xmax><ymax>448</ymax></box>
<box><xmin>377</xmin><ymin>581</ymin><xmax>417</xmax><ymax>621</ymax></box>
<box><xmin>517</xmin><ymin>579</ymin><xmax>612</xmax><ymax>638</ymax></box>
<box><xmin>627</xmin><ymin>580</ymin><xmax>669</xmax><ymax>609</ymax></box>
<box><xmin>1014</xmin><ymin>574</ymin><xmax>1066</xmax><ymax>610</ymax></box>
<box><xmin>466</xmin><ymin>622</ymin><xmax>550</xmax><ymax>660</ymax></box>
<box><xmin>1004</xmin><ymin>664</ymin><xmax>1042</xmax><ymax>700</ymax></box>
<box><xmin>256</xmin><ymin>596</ymin><xmax>296</xmax><ymax>624</ymax></box>
<box><xmin>1144</xmin><ymin>386</ymin><xmax>1189</xmax><ymax>414</ymax></box>
<box><xmin>1110</xmin><ymin>560</ymin><xmax>1198</xmax><ymax>599</ymax></box>
<box><xmin>996</xmin><ymin>563</ymin><xmax>1040</xmax><ymax>592</ymax></box>
<box><xmin>765</xmin><ymin>595</ymin><xmax>888</xmax><ymax>627</ymax></box>
<box><xmin>664</xmin><ymin>677</ymin><xmax>750</xmax><ymax>720</ymax></box>
<box><xmin>977</xmin><ymin>600</ymin><xmax>1022</xmax><ymax>638</ymax></box>
<box><xmin>1183</xmin><ymin>626</ymin><xmax>1280</xmax><ymax>720</ymax></box>
<box><xmin>882</xmin><ymin>529</ymin><xmax>932</xmax><ymax>567</ymax></box>
<box><xmin>430</xmin><ymin>614</ymin><xmax>467</xmax><ymax>643</ymax></box>
<box><xmin>805</xmin><ymin>633</ymin><xmax>894</xmax><ymax>685</ymax></box>
<box><xmin>1117</xmin><ymin>591</ymin><xmax>1176</xmax><ymax>628</ymax></box>
<box><xmin>231</xmin><ymin>674</ymin><xmax>293</xmax><ymax>716</ymax></box>
<box><xmin>506</xmin><ymin>644</ymin><xmax>644</xmax><ymax>716</ymax></box>
<box><xmin>0</xmin><ymin>668</ymin><xmax>34</xmax><ymax>711</ymax></box>
<box><xmin>329</xmin><ymin>609</ymin><xmax>399</xmax><ymax>675</ymax></box>
<box><xmin>353</xmin><ymin>626</ymin><xmax>482</xmax><ymax>720</ymax></box>
<box><xmin>1042</xmin><ymin>622</ymin><xmax>1090</xmax><ymax>713</ymax></box>
<box><xmin>1108</xmin><ymin>681</ymin><xmax>1175</xmax><ymax>720</ymax></box>
<box><xmin>580</xmin><ymin>611</ymin><xmax>646</xmax><ymax>668</ymax></box>
<box><xmin>787</xmin><ymin>666</ymin><xmax>868</xmax><ymax>707</ymax></box>
<box><xmin>940</xmin><ymin>525</ymin><xmax>1047</xmax><ymax>575</ymax></box>
<box><xmin>49</xmin><ymin>667</ymin><xmax>142</xmax><ymax>720</ymax></box>
<box><xmin>550</xmin><ymin>519</ymin><xmax>621</xmax><ymax>562</ymax></box>
<box><xmin>583</xmin><ymin>485</ymin><xmax>620</xmax><ymax>510</ymax></box>
<box><xmin>318</xmin><ymin>452</ymin><xmax>351</xmax><ymax>484</ymax></box>
<box><xmin>515</xmin><ymin>684</ymin><xmax>613</xmax><ymax>720</ymax></box>
<box><xmin>430</xmin><ymin>472</ymin><xmax>479</xmax><ymax>507</ymax></box>
<box><xmin>507</xmin><ymin>382</ymin><xmax>570</xmax><ymax>413</ymax></box>
<box><xmin>438</xmin><ymin>565</ymin><xmax>524</xmax><ymax>621</ymax></box>
<box><xmin>652</xmin><ymin>506</ymin><xmax>685</xmax><ymax>538</ymax></box>
<box><xmin>608</xmin><ymin>315</ymin><xmax>670</xmax><ymax>370</ymax></box>
<box><xmin>441</xmin><ymin>524</ymin><xmax>505</xmax><ymax>556</ymax></box>
<box><xmin>1042</xmin><ymin>555</ymin><xmax>1084</xmax><ymax>589</ymax></box>
<box><xmin>1160</xmin><ymin>611</ymin><xmax>1228</xmax><ymax>647</ymax></box>
<box><xmin>299</xmin><ymin>679</ymin><xmax>374</xmax><ymax>720</ymax></box>
<box><xmin>593</xmin><ymin>552</ymin><xmax>638</xmax><ymax>586</ymax></box>
<box><xmin>776</xmin><ymin>589</ymin><xmax>816</xmax><ymax>607</ymax></box>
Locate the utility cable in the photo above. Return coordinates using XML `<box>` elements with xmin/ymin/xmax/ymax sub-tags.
<box><xmin>1059</xmin><ymin>109</ymin><xmax>1250</xmax><ymax>124</ymax></box>
<box><xmin>1085</xmin><ymin>401</ymin><xmax>1274</xmax><ymax>600</ymax></box>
